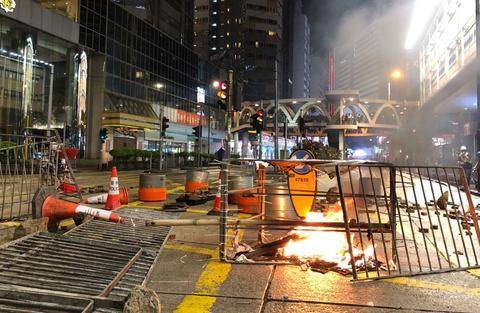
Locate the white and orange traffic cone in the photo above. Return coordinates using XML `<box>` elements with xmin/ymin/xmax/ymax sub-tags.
<box><xmin>39</xmin><ymin>194</ymin><xmax>124</xmax><ymax>226</ymax></box>
<box><xmin>104</xmin><ymin>167</ymin><xmax>122</xmax><ymax>211</ymax></box>
<box><xmin>207</xmin><ymin>180</ymin><xmax>222</xmax><ymax>216</ymax></box>
<box><xmin>84</xmin><ymin>186</ymin><xmax>129</xmax><ymax>205</ymax></box>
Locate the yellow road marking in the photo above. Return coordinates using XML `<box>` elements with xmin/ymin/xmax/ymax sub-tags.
<box><xmin>174</xmin><ymin>296</ymin><xmax>216</xmax><ymax>313</ymax></box>
<box><xmin>128</xmin><ymin>204</ymin><xmax>162</xmax><ymax>210</ymax></box>
<box><xmin>0</xmin><ymin>221</ymin><xmax>21</xmax><ymax>228</ymax></box>
<box><xmin>187</xmin><ymin>208</ymin><xmax>209</xmax><ymax>214</ymax></box>
<box><xmin>174</xmin><ymin>230</ymin><xmax>243</xmax><ymax>313</ymax></box>
<box><xmin>164</xmin><ymin>244</ymin><xmax>216</xmax><ymax>257</ymax></box>
<box><xmin>169</xmin><ymin>185</ymin><xmax>185</xmax><ymax>193</ymax></box>
<box><xmin>384</xmin><ymin>276</ymin><xmax>480</xmax><ymax>296</ymax></box>
<box><xmin>467</xmin><ymin>268</ymin><xmax>480</xmax><ymax>277</ymax></box>
<box><xmin>129</xmin><ymin>201</ymin><xmax>142</xmax><ymax>206</ymax></box>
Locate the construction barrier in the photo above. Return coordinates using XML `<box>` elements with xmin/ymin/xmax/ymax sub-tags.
<box><xmin>237</xmin><ymin>192</ymin><xmax>261</xmax><ymax>214</ymax></box>
<box><xmin>32</xmin><ymin>186</ymin><xmax>124</xmax><ymax>227</ymax></box>
<box><xmin>185</xmin><ymin>170</ymin><xmax>209</xmax><ymax>193</ymax></box>
<box><xmin>138</xmin><ymin>172</ymin><xmax>167</xmax><ymax>202</ymax></box>
<box><xmin>105</xmin><ymin>167</ymin><xmax>122</xmax><ymax>210</ymax></box>
<box><xmin>228</xmin><ymin>175</ymin><xmax>254</xmax><ymax>204</ymax></box>
<box><xmin>84</xmin><ymin>186</ymin><xmax>129</xmax><ymax>205</ymax></box>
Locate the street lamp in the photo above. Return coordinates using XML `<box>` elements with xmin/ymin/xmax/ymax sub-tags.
<box><xmin>388</xmin><ymin>68</ymin><xmax>404</xmax><ymax>101</ymax></box>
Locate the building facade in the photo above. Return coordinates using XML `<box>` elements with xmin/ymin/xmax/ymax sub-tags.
<box><xmin>333</xmin><ymin>10</ymin><xmax>412</xmax><ymax>101</ymax></box>
<box><xmin>0</xmin><ymin>0</ymin><xmax>225</xmax><ymax>161</ymax></box>
<box><xmin>291</xmin><ymin>0</ymin><xmax>310</xmax><ymax>98</ymax></box>
<box><xmin>193</xmin><ymin>0</ymin><xmax>283</xmax><ymax>102</ymax></box>
<box><xmin>415</xmin><ymin>0</ymin><xmax>476</xmax><ymax>163</ymax></box>
<box><xmin>0</xmin><ymin>0</ymin><xmax>80</xmax><ymax>138</ymax></box>
<box><xmin>115</xmin><ymin>0</ymin><xmax>195</xmax><ymax>47</ymax></box>
<box><xmin>79</xmin><ymin>0</ymin><xmax>225</xmax><ymax>159</ymax></box>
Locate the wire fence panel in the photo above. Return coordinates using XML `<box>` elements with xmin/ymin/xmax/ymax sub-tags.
<box><xmin>0</xmin><ymin>130</ymin><xmax>81</xmax><ymax>221</ymax></box>
<box><xmin>337</xmin><ymin>164</ymin><xmax>480</xmax><ymax>280</ymax></box>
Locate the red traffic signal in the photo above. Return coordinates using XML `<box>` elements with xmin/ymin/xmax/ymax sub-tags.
<box><xmin>216</xmin><ymin>81</ymin><xmax>229</xmax><ymax>100</ymax></box>
<box><xmin>220</xmin><ymin>81</ymin><xmax>228</xmax><ymax>91</ymax></box>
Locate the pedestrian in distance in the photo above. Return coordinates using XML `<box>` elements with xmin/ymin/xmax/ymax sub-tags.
<box><xmin>215</xmin><ymin>146</ymin><xmax>226</xmax><ymax>161</ymax></box>
<box><xmin>458</xmin><ymin>146</ymin><xmax>472</xmax><ymax>186</ymax></box>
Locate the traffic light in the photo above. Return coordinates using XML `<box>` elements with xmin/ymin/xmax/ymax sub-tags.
<box><xmin>250</xmin><ymin>110</ymin><xmax>264</xmax><ymax>134</ymax></box>
<box><xmin>215</xmin><ymin>81</ymin><xmax>229</xmax><ymax>111</ymax></box>
<box><xmin>99</xmin><ymin>128</ymin><xmax>108</xmax><ymax>143</ymax></box>
<box><xmin>161</xmin><ymin>117</ymin><xmax>169</xmax><ymax>137</ymax></box>
<box><xmin>217</xmin><ymin>81</ymin><xmax>229</xmax><ymax>100</ymax></box>
<box><xmin>192</xmin><ymin>125</ymin><xmax>201</xmax><ymax>140</ymax></box>
<box><xmin>298</xmin><ymin>117</ymin><xmax>306</xmax><ymax>136</ymax></box>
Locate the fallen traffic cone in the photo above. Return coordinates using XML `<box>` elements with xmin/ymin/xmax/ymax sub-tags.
<box><xmin>207</xmin><ymin>181</ymin><xmax>222</xmax><ymax>216</ymax></box>
<box><xmin>32</xmin><ymin>186</ymin><xmax>124</xmax><ymax>227</ymax></box>
<box><xmin>84</xmin><ymin>186</ymin><xmax>129</xmax><ymax>205</ymax></box>
<box><xmin>104</xmin><ymin>166</ymin><xmax>121</xmax><ymax>210</ymax></box>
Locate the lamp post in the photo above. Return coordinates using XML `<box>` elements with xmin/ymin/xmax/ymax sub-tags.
<box><xmin>388</xmin><ymin>68</ymin><xmax>404</xmax><ymax>101</ymax></box>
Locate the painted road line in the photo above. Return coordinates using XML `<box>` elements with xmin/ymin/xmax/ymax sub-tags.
<box><xmin>174</xmin><ymin>230</ymin><xmax>244</xmax><ymax>313</ymax></box>
<box><xmin>384</xmin><ymin>276</ymin><xmax>480</xmax><ymax>296</ymax></box>
<box><xmin>164</xmin><ymin>244</ymin><xmax>216</xmax><ymax>257</ymax></box>
<box><xmin>467</xmin><ymin>268</ymin><xmax>480</xmax><ymax>278</ymax></box>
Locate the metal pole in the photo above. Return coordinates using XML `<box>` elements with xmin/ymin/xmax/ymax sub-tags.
<box><xmin>274</xmin><ymin>60</ymin><xmax>279</xmax><ymax>159</ymax></box>
<box><xmin>259</xmin><ymin>133</ymin><xmax>263</xmax><ymax>160</ymax></box>
<box><xmin>284</xmin><ymin>116</ymin><xmax>288</xmax><ymax>159</ymax></box>
<box><xmin>226</xmin><ymin>70</ymin><xmax>234</xmax><ymax>159</ymax></box>
<box><xmin>207</xmin><ymin>105</ymin><xmax>211</xmax><ymax>155</ymax></box>
<box><xmin>219</xmin><ymin>165</ymin><xmax>228</xmax><ymax>260</ymax></box>
<box><xmin>387</xmin><ymin>81</ymin><xmax>391</xmax><ymax>101</ymax></box>
<box><xmin>159</xmin><ymin>108</ymin><xmax>164</xmax><ymax>171</ymax></box>
<box><xmin>47</xmin><ymin>65</ymin><xmax>54</xmax><ymax>132</ymax></box>
<box><xmin>476</xmin><ymin>0</ymin><xmax>480</xmax><ymax>152</ymax></box>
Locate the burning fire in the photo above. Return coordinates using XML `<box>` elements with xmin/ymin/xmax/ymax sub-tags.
<box><xmin>283</xmin><ymin>210</ymin><xmax>376</xmax><ymax>270</ymax></box>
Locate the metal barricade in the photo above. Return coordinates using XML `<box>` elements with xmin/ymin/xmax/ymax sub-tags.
<box><xmin>0</xmin><ymin>130</ymin><xmax>81</xmax><ymax>221</ymax></box>
<box><xmin>220</xmin><ymin>160</ymin><xmax>480</xmax><ymax>281</ymax></box>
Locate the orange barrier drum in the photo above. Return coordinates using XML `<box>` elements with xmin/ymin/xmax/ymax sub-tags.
<box><xmin>185</xmin><ymin>170</ymin><xmax>209</xmax><ymax>193</ymax></box>
<box><xmin>138</xmin><ymin>173</ymin><xmax>167</xmax><ymax>202</ymax></box>
<box><xmin>237</xmin><ymin>192</ymin><xmax>261</xmax><ymax>214</ymax></box>
<box><xmin>228</xmin><ymin>175</ymin><xmax>254</xmax><ymax>204</ymax></box>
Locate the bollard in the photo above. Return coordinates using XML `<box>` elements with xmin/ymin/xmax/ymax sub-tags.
<box><xmin>185</xmin><ymin>170</ymin><xmax>209</xmax><ymax>193</ymax></box>
<box><xmin>138</xmin><ymin>172</ymin><xmax>167</xmax><ymax>202</ymax></box>
<box><xmin>228</xmin><ymin>175</ymin><xmax>254</xmax><ymax>204</ymax></box>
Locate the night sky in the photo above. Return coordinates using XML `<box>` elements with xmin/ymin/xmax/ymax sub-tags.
<box><xmin>303</xmin><ymin>0</ymin><xmax>396</xmax><ymax>56</ymax></box>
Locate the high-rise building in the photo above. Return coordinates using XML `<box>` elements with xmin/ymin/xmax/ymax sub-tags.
<box><xmin>115</xmin><ymin>0</ymin><xmax>194</xmax><ymax>47</ymax></box>
<box><xmin>79</xmin><ymin>0</ymin><xmax>224</xmax><ymax>158</ymax></box>
<box><xmin>412</xmin><ymin>0</ymin><xmax>476</xmax><ymax>161</ymax></box>
<box><xmin>310</xmin><ymin>54</ymin><xmax>326</xmax><ymax>98</ymax></box>
<box><xmin>333</xmin><ymin>8</ymin><xmax>412</xmax><ymax>101</ymax></box>
<box><xmin>291</xmin><ymin>0</ymin><xmax>310</xmax><ymax>98</ymax></box>
<box><xmin>193</xmin><ymin>0</ymin><xmax>283</xmax><ymax>102</ymax></box>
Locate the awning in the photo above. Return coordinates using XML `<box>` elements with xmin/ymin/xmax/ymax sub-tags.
<box><xmin>102</xmin><ymin>93</ymin><xmax>159</xmax><ymax>130</ymax></box>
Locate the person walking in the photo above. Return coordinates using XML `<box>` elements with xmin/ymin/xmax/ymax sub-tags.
<box><xmin>458</xmin><ymin>146</ymin><xmax>472</xmax><ymax>186</ymax></box>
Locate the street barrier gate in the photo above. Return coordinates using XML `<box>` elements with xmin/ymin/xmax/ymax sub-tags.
<box><xmin>0</xmin><ymin>130</ymin><xmax>81</xmax><ymax>221</ymax></box>
<box><xmin>220</xmin><ymin>161</ymin><xmax>480</xmax><ymax>280</ymax></box>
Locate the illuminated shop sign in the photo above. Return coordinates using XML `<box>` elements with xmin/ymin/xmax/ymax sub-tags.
<box><xmin>1</xmin><ymin>0</ymin><xmax>16</xmax><ymax>13</ymax></box>
<box><xmin>197</xmin><ymin>87</ymin><xmax>205</xmax><ymax>103</ymax></box>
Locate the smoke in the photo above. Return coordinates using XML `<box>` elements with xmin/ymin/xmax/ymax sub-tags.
<box><xmin>332</xmin><ymin>0</ymin><xmax>414</xmax><ymax>51</ymax></box>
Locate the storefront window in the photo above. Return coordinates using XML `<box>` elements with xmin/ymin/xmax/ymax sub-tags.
<box><xmin>35</xmin><ymin>0</ymin><xmax>79</xmax><ymax>22</ymax></box>
<box><xmin>0</xmin><ymin>16</ymin><xmax>78</xmax><ymax>137</ymax></box>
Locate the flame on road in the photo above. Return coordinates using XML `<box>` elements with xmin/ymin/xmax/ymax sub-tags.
<box><xmin>283</xmin><ymin>207</ymin><xmax>375</xmax><ymax>270</ymax></box>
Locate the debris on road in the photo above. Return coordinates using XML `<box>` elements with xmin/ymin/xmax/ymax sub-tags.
<box><xmin>124</xmin><ymin>285</ymin><xmax>161</xmax><ymax>313</ymax></box>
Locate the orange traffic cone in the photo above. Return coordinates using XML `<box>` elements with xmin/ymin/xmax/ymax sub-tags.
<box><xmin>84</xmin><ymin>186</ymin><xmax>129</xmax><ymax>205</ymax></box>
<box><xmin>104</xmin><ymin>167</ymin><xmax>122</xmax><ymax>210</ymax></box>
<box><xmin>207</xmin><ymin>181</ymin><xmax>222</xmax><ymax>216</ymax></box>
<box><xmin>32</xmin><ymin>190</ymin><xmax>124</xmax><ymax>227</ymax></box>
